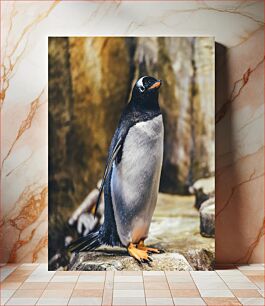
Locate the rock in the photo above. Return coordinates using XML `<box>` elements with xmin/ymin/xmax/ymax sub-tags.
<box><xmin>68</xmin><ymin>248</ymin><xmax>193</xmax><ymax>271</ymax></box>
<box><xmin>48</xmin><ymin>252</ymin><xmax>69</xmax><ymax>271</ymax></box>
<box><xmin>67</xmin><ymin>193</ymin><xmax>214</xmax><ymax>271</ymax></box>
<box><xmin>185</xmin><ymin>248</ymin><xmax>214</xmax><ymax>271</ymax></box>
<box><xmin>189</xmin><ymin>177</ymin><xmax>215</xmax><ymax>209</ymax></box>
<box><xmin>199</xmin><ymin>198</ymin><xmax>215</xmax><ymax>237</ymax></box>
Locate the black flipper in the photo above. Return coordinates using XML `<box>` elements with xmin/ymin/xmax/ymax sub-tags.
<box><xmin>94</xmin><ymin>138</ymin><xmax>123</xmax><ymax>216</ymax></box>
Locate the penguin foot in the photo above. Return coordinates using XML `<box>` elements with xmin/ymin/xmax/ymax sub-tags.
<box><xmin>128</xmin><ymin>243</ymin><xmax>152</xmax><ymax>263</ymax></box>
<box><xmin>137</xmin><ymin>240</ymin><xmax>160</xmax><ymax>254</ymax></box>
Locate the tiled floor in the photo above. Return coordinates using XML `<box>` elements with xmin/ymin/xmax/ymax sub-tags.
<box><xmin>0</xmin><ymin>264</ymin><xmax>264</xmax><ymax>305</ymax></box>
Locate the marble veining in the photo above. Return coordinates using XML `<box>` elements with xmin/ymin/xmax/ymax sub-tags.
<box><xmin>0</xmin><ymin>0</ymin><xmax>264</xmax><ymax>263</ymax></box>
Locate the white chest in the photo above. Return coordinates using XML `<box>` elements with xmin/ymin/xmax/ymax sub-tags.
<box><xmin>111</xmin><ymin>115</ymin><xmax>164</xmax><ymax>245</ymax></box>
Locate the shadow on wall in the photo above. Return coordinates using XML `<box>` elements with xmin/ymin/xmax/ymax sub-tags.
<box><xmin>215</xmin><ymin>42</ymin><xmax>252</xmax><ymax>264</ymax></box>
<box><xmin>48</xmin><ymin>37</ymin><xmax>215</xmax><ymax>262</ymax></box>
<box><xmin>215</xmin><ymin>42</ymin><xmax>229</xmax><ymax>264</ymax></box>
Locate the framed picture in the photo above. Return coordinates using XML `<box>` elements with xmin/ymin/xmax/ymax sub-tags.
<box><xmin>48</xmin><ymin>36</ymin><xmax>215</xmax><ymax>271</ymax></box>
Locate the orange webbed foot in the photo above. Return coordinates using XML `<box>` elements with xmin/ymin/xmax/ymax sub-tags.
<box><xmin>128</xmin><ymin>243</ymin><xmax>153</xmax><ymax>263</ymax></box>
<box><xmin>137</xmin><ymin>240</ymin><xmax>160</xmax><ymax>254</ymax></box>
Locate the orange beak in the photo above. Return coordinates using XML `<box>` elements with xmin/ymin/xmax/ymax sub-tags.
<box><xmin>148</xmin><ymin>80</ymin><xmax>161</xmax><ymax>90</ymax></box>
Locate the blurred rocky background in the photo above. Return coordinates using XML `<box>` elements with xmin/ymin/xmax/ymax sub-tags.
<box><xmin>48</xmin><ymin>37</ymin><xmax>215</xmax><ymax>270</ymax></box>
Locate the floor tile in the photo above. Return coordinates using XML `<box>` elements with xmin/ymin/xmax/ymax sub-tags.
<box><xmin>220</xmin><ymin>275</ymin><xmax>251</xmax><ymax>282</ymax></box>
<box><xmin>232</xmin><ymin>289</ymin><xmax>262</xmax><ymax>298</ymax></box>
<box><xmin>40</xmin><ymin>289</ymin><xmax>72</xmax><ymax>298</ymax></box>
<box><xmin>146</xmin><ymin>297</ymin><xmax>174</xmax><ymax>305</ymax></box>
<box><xmin>36</xmin><ymin>298</ymin><xmax>69</xmax><ymax>305</ymax></box>
<box><xmin>75</xmin><ymin>282</ymin><xmax>104</xmax><ymax>290</ymax></box>
<box><xmin>105</xmin><ymin>271</ymin><xmax>115</xmax><ymax>280</ymax></box>
<box><xmin>102</xmin><ymin>289</ymin><xmax>112</xmax><ymax>306</ymax></box>
<box><xmin>166</xmin><ymin>276</ymin><xmax>193</xmax><ymax>283</ymax></box>
<box><xmin>25</xmin><ymin>276</ymin><xmax>54</xmax><ymax>283</ymax></box>
<box><xmin>241</xmin><ymin>270</ymin><xmax>264</xmax><ymax>276</ymax></box>
<box><xmin>1</xmin><ymin>297</ymin><xmax>10</xmax><ymax>305</ymax></box>
<box><xmin>255</xmin><ymin>282</ymin><xmax>264</xmax><ymax>290</ymax></box>
<box><xmin>78</xmin><ymin>275</ymin><xmax>105</xmax><ymax>282</ymax></box>
<box><xmin>104</xmin><ymin>271</ymin><xmax>114</xmax><ymax>289</ymax></box>
<box><xmin>1</xmin><ymin>263</ymin><xmax>264</xmax><ymax>304</ymax></box>
<box><xmin>192</xmin><ymin>276</ymin><xmax>223</xmax><ymax>281</ymax></box>
<box><xmin>173</xmin><ymin>297</ymin><xmax>206</xmax><ymax>305</ymax></box>
<box><xmin>237</xmin><ymin>264</ymin><xmax>264</xmax><ymax>271</ymax></box>
<box><xmin>165</xmin><ymin>271</ymin><xmax>190</xmax><ymax>276</ymax></box>
<box><xmin>31</xmin><ymin>267</ymin><xmax>54</xmax><ymax>274</ymax></box>
<box><xmin>114</xmin><ymin>275</ymin><xmax>143</xmax><ymax>283</ymax></box>
<box><xmin>12</xmin><ymin>289</ymin><xmax>43</xmax><ymax>298</ymax></box>
<box><xmin>19</xmin><ymin>282</ymin><xmax>48</xmax><ymax>290</ymax></box>
<box><xmin>199</xmin><ymin>289</ymin><xmax>234</xmax><ymax>297</ymax></box>
<box><xmin>0</xmin><ymin>289</ymin><xmax>15</xmax><ymax>298</ymax></box>
<box><xmin>68</xmin><ymin>297</ymin><xmax>102</xmax><ymax>305</ymax></box>
<box><xmin>115</xmin><ymin>271</ymin><xmax>142</xmax><ymax>276</ymax></box>
<box><xmin>247</xmin><ymin>275</ymin><xmax>264</xmax><ymax>282</ymax></box>
<box><xmin>4</xmin><ymin>275</ymin><xmax>29</xmax><ymax>283</ymax></box>
<box><xmin>258</xmin><ymin>289</ymin><xmax>264</xmax><ymax>297</ymax></box>
<box><xmin>144</xmin><ymin>276</ymin><xmax>167</xmax><ymax>282</ymax></box>
<box><xmin>191</xmin><ymin>271</ymin><xmax>217</xmax><ymax>277</ymax></box>
<box><xmin>203</xmin><ymin>297</ymin><xmax>241</xmax><ymax>305</ymax></box>
<box><xmin>0</xmin><ymin>282</ymin><xmax>22</xmax><ymax>290</ymax></box>
<box><xmin>216</xmin><ymin>270</ymin><xmax>244</xmax><ymax>276</ymax></box>
<box><xmin>225</xmin><ymin>282</ymin><xmax>258</xmax><ymax>289</ymax></box>
<box><xmin>0</xmin><ymin>290</ymin><xmax>15</xmax><ymax>305</ymax></box>
<box><xmin>238</xmin><ymin>297</ymin><xmax>265</xmax><ymax>305</ymax></box>
<box><xmin>6</xmin><ymin>297</ymin><xmax>38</xmax><ymax>305</ymax></box>
<box><xmin>112</xmin><ymin>296</ymin><xmax>146</xmax><ymax>305</ymax></box>
<box><xmin>114</xmin><ymin>282</ymin><xmax>144</xmax><ymax>290</ymax></box>
<box><xmin>104</xmin><ymin>280</ymin><xmax>114</xmax><ymax>290</ymax></box>
<box><xmin>143</xmin><ymin>271</ymin><xmax>165</xmax><ymax>276</ymax></box>
<box><xmin>13</xmin><ymin>269</ymin><xmax>35</xmax><ymax>276</ymax></box>
<box><xmin>45</xmin><ymin>282</ymin><xmax>76</xmax><ymax>290</ymax></box>
<box><xmin>71</xmin><ymin>289</ymin><xmax>103</xmax><ymax>297</ymax></box>
<box><xmin>113</xmin><ymin>289</ymin><xmax>145</xmax><ymax>297</ymax></box>
<box><xmin>194</xmin><ymin>282</ymin><xmax>228</xmax><ymax>290</ymax></box>
<box><xmin>169</xmin><ymin>282</ymin><xmax>197</xmax><ymax>289</ymax></box>
<box><xmin>170</xmin><ymin>289</ymin><xmax>200</xmax><ymax>297</ymax></box>
<box><xmin>144</xmin><ymin>282</ymin><xmax>169</xmax><ymax>290</ymax></box>
<box><xmin>0</xmin><ymin>266</ymin><xmax>18</xmax><ymax>282</ymax></box>
<box><xmin>55</xmin><ymin>271</ymin><xmax>80</xmax><ymax>275</ymax></box>
<box><xmin>145</xmin><ymin>290</ymin><xmax>172</xmax><ymax>298</ymax></box>
<box><xmin>80</xmin><ymin>271</ymin><xmax>105</xmax><ymax>274</ymax></box>
<box><xmin>50</xmin><ymin>275</ymin><xmax>78</xmax><ymax>282</ymax></box>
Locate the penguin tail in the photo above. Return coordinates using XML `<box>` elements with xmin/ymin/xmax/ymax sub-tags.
<box><xmin>68</xmin><ymin>230</ymin><xmax>102</xmax><ymax>253</ymax></box>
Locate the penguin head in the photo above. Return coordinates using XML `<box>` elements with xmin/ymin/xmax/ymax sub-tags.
<box><xmin>131</xmin><ymin>76</ymin><xmax>162</xmax><ymax>104</ymax></box>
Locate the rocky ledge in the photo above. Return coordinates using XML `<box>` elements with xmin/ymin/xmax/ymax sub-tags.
<box><xmin>68</xmin><ymin>247</ymin><xmax>214</xmax><ymax>271</ymax></box>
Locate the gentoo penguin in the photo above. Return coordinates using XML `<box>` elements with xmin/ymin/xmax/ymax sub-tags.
<box><xmin>69</xmin><ymin>76</ymin><xmax>164</xmax><ymax>262</ymax></box>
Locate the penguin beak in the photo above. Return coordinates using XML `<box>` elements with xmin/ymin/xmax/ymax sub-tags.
<box><xmin>148</xmin><ymin>80</ymin><xmax>162</xmax><ymax>90</ymax></box>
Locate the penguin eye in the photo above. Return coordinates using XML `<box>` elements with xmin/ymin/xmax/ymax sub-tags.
<box><xmin>139</xmin><ymin>85</ymin><xmax>145</xmax><ymax>93</ymax></box>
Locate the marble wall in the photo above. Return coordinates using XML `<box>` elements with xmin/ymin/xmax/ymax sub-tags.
<box><xmin>1</xmin><ymin>1</ymin><xmax>264</xmax><ymax>263</ymax></box>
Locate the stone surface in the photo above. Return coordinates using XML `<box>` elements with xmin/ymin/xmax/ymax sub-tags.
<box><xmin>147</xmin><ymin>193</ymin><xmax>214</xmax><ymax>254</ymax></box>
<box><xmin>66</xmin><ymin>193</ymin><xmax>214</xmax><ymax>271</ymax></box>
<box><xmin>185</xmin><ymin>249</ymin><xmax>215</xmax><ymax>271</ymax></box>
<box><xmin>190</xmin><ymin>177</ymin><xmax>215</xmax><ymax>209</ymax></box>
<box><xmin>200</xmin><ymin>198</ymin><xmax>215</xmax><ymax>238</ymax></box>
<box><xmin>68</xmin><ymin>249</ymin><xmax>193</xmax><ymax>271</ymax></box>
